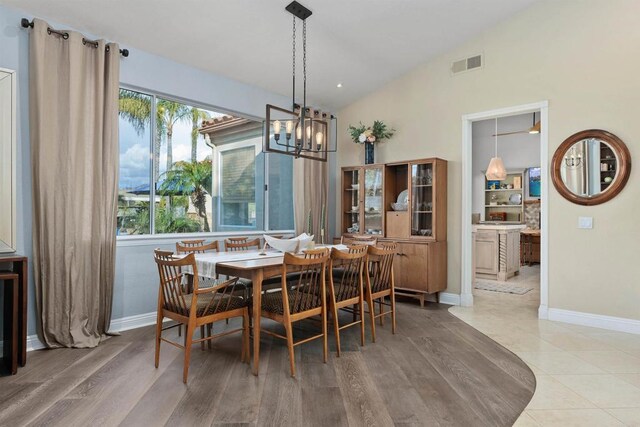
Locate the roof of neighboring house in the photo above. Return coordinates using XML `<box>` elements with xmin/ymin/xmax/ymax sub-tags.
<box><xmin>200</xmin><ymin>115</ymin><xmax>255</xmax><ymax>133</ymax></box>
<box><xmin>199</xmin><ymin>115</ymin><xmax>262</xmax><ymax>145</ymax></box>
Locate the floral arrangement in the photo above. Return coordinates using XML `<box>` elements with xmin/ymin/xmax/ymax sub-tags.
<box><xmin>348</xmin><ymin>120</ymin><xmax>395</xmax><ymax>144</ymax></box>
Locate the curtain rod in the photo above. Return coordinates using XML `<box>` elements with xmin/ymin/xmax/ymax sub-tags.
<box><xmin>21</xmin><ymin>18</ymin><xmax>129</xmax><ymax>57</ymax></box>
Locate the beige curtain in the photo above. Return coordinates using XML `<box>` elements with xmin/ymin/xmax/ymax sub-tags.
<box><xmin>29</xmin><ymin>19</ymin><xmax>120</xmax><ymax>348</ymax></box>
<box><xmin>293</xmin><ymin>158</ymin><xmax>328</xmax><ymax>242</ymax></box>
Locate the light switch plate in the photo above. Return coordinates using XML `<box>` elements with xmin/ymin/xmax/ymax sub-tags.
<box><xmin>578</xmin><ymin>216</ymin><xmax>593</xmax><ymax>229</ymax></box>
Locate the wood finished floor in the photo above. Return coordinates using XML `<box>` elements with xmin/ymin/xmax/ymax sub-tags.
<box><xmin>0</xmin><ymin>302</ymin><xmax>535</xmax><ymax>426</ymax></box>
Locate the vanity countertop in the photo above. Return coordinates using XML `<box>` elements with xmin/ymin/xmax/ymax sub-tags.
<box><xmin>473</xmin><ymin>223</ymin><xmax>526</xmax><ymax>231</ymax></box>
<box><xmin>521</xmin><ymin>228</ymin><xmax>541</xmax><ymax>236</ymax></box>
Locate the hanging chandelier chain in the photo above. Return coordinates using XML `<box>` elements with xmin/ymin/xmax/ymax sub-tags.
<box><xmin>495</xmin><ymin>118</ymin><xmax>498</xmax><ymax>157</ymax></box>
<box><xmin>303</xmin><ymin>19</ymin><xmax>307</xmax><ymax>114</ymax></box>
<box><xmin>292</xmin><ymin>15</ymin><xmax>296</xmax><ymax>109</ymax></box>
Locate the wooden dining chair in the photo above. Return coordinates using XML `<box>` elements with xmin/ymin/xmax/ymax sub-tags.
<box><xmin>174</xmin><ymin>239</ymin><xmax>222</xmax><ymax>336</ymax></box>
<box><xmin>226</xmin><ymin>236</ymin><xmax>249</xmax><ymax>243</ymax></box>
<box><xmin>224</xmin><ymin>237</ymin><xmax>261</xmax><ymax>252</ymax></box>
<box><xmin>153</xmin><ymin>250</ymin><xmax>250</xmax><ymax>384</ymax></box>
<box><xmin>260</xmin><ymin>248</ymin><xmax>330</xmax><ymax>377</ymax></box>
<box><xmin>176</xmin><ymin>239</ymin><xmax>220</xmax><ymax>254</ymax></box>
<box><xmin>364</xmin><ymin>243</ymin><xmax>397</xmax><ymax>342</ymax></box>
<box><xmin>327</xmin><ymin>245</ymin><xmax>368</xmax><ymax>356</ymax></box>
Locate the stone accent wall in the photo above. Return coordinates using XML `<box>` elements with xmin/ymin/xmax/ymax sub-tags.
<box><xmin>524</xmin><ymin>200</ymin><xmax>541</xmax><ymax>229</ymax></box>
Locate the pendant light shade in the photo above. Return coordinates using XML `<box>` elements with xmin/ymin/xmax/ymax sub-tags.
<box><xmin>486</xmin><ymin>156</ymin><xmax>507</xmax><ymax>180</ymax></box>
<box><xmin>528</xmin><ymin>111</ymin><xmax>541</xmax><ymax>134</ymax></box>
<box><xmin>486</xmin><ymin>118</ymin><xmax>507</xmax><ymax>180</ymax></box>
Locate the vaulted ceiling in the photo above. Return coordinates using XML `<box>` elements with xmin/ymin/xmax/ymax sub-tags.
<box><xmin>2</xmin><ymin>0</ymin><xmax>538</xmax><ymax>109</ymax></box>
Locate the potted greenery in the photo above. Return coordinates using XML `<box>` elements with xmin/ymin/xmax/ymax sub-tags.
<box><xmin>348</xmin><ymin>120</ymin><xmax>395</xmax><ymax>164</ymax></box>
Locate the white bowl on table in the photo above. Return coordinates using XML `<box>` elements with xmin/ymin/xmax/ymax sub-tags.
<box><xmin>264</xmin><ymin>233</ymin><xmax>314</xmax><ymax>253</ymax></box>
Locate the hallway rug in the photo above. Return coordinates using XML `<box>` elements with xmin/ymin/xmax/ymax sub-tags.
<box><xmin>474</xmin><ymin>281</ymin><xmax>533</xmax><ymax>295</ymax></box>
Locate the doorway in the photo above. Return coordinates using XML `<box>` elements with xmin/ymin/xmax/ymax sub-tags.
<box><xmin>461</xmin><ymin>101</ymin><xmax>549</xmax><ymax>319</ymax></box>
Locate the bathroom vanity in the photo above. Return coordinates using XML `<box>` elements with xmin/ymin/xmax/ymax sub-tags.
<box><xmin>473</xmin><ymin>223</ymin><xmax>525</xmax><ymax>281</ymax></box>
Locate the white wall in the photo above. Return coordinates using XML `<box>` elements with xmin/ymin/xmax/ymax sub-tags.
<box><xmin>472</xmin><ymin>113</ymin><xmax>540</xmax><ymax>219</ymax></box>
<box><xmin>337</xmin><ymin>0</ymin><xmax>640</xmax><ymax>321</ymax></box>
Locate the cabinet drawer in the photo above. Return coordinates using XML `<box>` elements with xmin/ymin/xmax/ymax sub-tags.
<box><xmin>386</xmin><ymin>212</ymin><xmax>409</xmax><ymax>239</ymax></box>
<box><xmin>476</xmin><ymin>230</ymin><xmax>498</xmax><ymax>242</ymax></box>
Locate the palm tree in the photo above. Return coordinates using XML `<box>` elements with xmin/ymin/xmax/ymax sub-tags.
<box><xmin>118</xmin><ymin>90</ymin><xmax>193</xmax><ymax>180</ymax></box>
<box><xmin>190</xmin><ymin>108</ymin><xmax>211</xmax><ymax>163</ymax></box>
<box><xmin>118</xmin><ymin>89</ymin><xmax>151</xmax><ymax>135</ymax></box>
<box><xmin>156</xmin><ymin>99</ymin><xmax>191</xmax><ymax>175</ymax></box>
<box><xmin>158</xmin><ymin>159</ymin><xmax>213</xmax><ymax>232</ymax></box>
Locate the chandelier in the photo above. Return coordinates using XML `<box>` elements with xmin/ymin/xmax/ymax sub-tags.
<box><xmin>264</xmin><ymin>1</ymin><xmax>337</xmax><ymax>162</ymax></box>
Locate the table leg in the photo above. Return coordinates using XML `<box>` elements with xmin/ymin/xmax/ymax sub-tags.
<box><xmin>18</xmin><ymin>260</ymin><xmax>27</xmax><ymax>366</ymax></box>
<box><xmin>251</xmin><ymin>270</ymin><xmax>263</xmax><ymax>376</ymax></box>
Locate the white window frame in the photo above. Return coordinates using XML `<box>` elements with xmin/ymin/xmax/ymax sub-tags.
<box><xmin>116</xmin><ymin>85</ymin><xmax>294</xmax><ymax>241</ymax></box>
<box><xmin>215</xmin><ymin>136</ymin><xmax>262</xmax><ymax>230</ymax></box>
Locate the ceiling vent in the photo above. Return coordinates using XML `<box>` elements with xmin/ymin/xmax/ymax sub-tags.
<box><xmin>451</xmin><ymin>54</ymin><xmax>483</xmax><ymax>75</ymax></box>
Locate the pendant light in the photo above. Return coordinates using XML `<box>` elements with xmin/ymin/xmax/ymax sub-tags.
<box><xmin>486</xmin><ymin>118</ymin><xmax>507</xmax><ymax>180</ymax></box>
<box><xmin>263</xmin><ymin>1</ymin><xmax>337</xmax><ymax>162</ymax></box>
<box><xmin>528</xmin><ymin>112</ymin><xmax>541</xmax><ymax>134</ymax></box>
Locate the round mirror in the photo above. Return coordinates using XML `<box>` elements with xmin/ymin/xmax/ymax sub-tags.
<box><xmin>552</xmin><ymin>130</ymin><xmax>631</xmax><ymax>205</ymax></box>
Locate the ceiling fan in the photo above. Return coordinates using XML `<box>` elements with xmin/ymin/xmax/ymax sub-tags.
<box><xmin>492</xmin><ymin>112</ymin><xmax>540</xmax><ymax>136</ymax></box>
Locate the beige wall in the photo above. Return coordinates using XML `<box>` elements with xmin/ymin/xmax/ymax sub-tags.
<box><xmin>336</xmin><ymin>0</ymin><xmax>640</xmax><ymax>320</ymax></box>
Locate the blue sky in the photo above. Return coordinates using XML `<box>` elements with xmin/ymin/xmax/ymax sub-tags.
<box><xmin>118</xmin><ymin>106</ymin><xmax>223</xmax><ymax>191</ymax></box>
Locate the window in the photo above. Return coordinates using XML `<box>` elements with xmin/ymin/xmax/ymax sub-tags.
<box><xmin>268</xmin><ymin>154</ymin><xmax>294</xmax><ymax>230</ymax></box>
<box><xmin>117</xmin><ymin>89</ymin><xmax>152</xmax><ymax>235</ymax></box>
<box><xmin>528</xmin><ymin>167</ymin><xmax>541</xmax><ymax>198</ymax></box>
<box><xmin>218</xmin><ymin>144</ymin><xmax>258</xmax><ymax>229</ymax></box>
<box><xmin>117</xmin><ymin>88</ymin><xmax>294</xmax><ymax>236</ymax></box>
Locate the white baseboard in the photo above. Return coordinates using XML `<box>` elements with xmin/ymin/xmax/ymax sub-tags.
<box><xmin>548</xmin><ymin>308</ymin><xmax>640</xmax><ymax>335</ymax></box>
<box><xmin>2</xmin><ymin>311</ymin><xmax>160</xmax><ymax>354</ymax></box>
<box><xmin>108</xmin><ymin>311</ymin><xmax>159</xmax><ymax>332</ymax></box>
<box><xmin>26</xmin><ymin>334</ymin><xmax>46</xmax><ymax>351</ymax></box>
<box><xmin>439</xmin><ymin>292</ymin><xmax>461</xmax><ymax>306</ymax></box>
<box><xmin>538</xmin><ymin>304</ymin><xmax>549</xmax><ymax>320</ymax></box>
<box><xmin>460</xmin><ymin>292</ymin><xmax>474</xmax><ymax>307</ymax></box>
<box><xmin>0</xmin><ymin>334</ymin><xmax>46</xmax><ymax>354</ymax></box>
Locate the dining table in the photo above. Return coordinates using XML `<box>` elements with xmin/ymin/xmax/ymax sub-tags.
<box><xmin>189</xmin><ymin>244</ymin><xmax>347</xmax><ymax>375</ymax></box>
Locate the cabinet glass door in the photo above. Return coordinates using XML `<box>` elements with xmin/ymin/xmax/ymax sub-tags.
<box><xmin>344</xmin><ymin>169</ymin><xmax>361</xmax><ymax>234</ymax></box>
<box><xmin>410</xmin><ymin>162</ymin><xmax>433</xmax><ymax>237</ymax></box>
<box><xmin>362</xmin><ymin>167</ymin><xmax>383</xmax><ymax>235</ymax></box>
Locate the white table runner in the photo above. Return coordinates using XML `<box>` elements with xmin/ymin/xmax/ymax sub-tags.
<box><xmin>182</xmin><ymin>244</ymin><xmax>349</xmax><ymax>279</ymax></box>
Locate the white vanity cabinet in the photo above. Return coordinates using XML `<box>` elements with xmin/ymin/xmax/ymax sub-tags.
<box><xmin>473</xmin><ymin>224</ymin><xmax>525</xmax><ymax>281</ymax></box>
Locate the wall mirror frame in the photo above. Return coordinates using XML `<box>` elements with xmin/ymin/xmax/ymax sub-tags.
<box><xmin>0</xmin><ymin>67</ymin><xmax>17</xmax><ymax>253</ymax></box>
<box><xmin>551</xmin><ymin>129</ymin><xmax>631</xmax><ymax>206</ymax></box>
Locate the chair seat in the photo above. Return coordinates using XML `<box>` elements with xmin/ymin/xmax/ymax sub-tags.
<box><xmin>184</xmin><ymin>293</ymin><xmax>246</xmax><ymax>316</ymax></box>
<box><xmin>261</xmin><ymin>288</ymin><xmax>322</xmax><ymax>315</ymax></box>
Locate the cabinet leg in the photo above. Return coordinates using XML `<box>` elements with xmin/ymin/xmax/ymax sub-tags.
<box><xmin>419</xmin><ymin>294</ymin><xmax>424</xmax><ymax>308</ymax></box>
<box><xmin>436</xmin><ymin>292</ymin><xmax>440</xmax><ymax>304</ymax></box>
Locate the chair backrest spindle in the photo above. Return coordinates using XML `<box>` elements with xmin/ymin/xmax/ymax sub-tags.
<box><xmin>367</xmin><ymin>244</ymin><xmax>397</xmax><ymax>294</ymax></box>
<box><xmin>176</xmin><ymin>239</ymin><xmax>219</xmax><ymax>254</ymax></box>
<box><xmin>329</xmin><ymin>245</ymin><xmax>368</xmax><ymax>302</ymax></box>
<box><xmin>281</xmin><ymin>248</ymin><xmax>329</xmax><ymax>315</ymax></box>
<box><xmin>225</xmin><ymin>237</ymin><xmax>261</xmax><ymax>252</ymax></box>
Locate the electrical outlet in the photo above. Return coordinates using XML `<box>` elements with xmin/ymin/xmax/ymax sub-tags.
<box><xmin>578</xmin><ymin>217</ymin><xmax>593</xmax><ymax>229</ymax></box>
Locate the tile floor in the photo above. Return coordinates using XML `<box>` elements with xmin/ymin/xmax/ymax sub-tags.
<box><xmin>449</xmin><ymin>266</ymin><xmax>640</xmax><ymax>426</ymax></box>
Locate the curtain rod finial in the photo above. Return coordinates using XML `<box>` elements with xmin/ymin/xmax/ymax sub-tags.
<box><xmin>21</xmin><ymin>18</ymin><xmax>33</xmax><ymax>28</ymax></box>
<box><xmin>120</xmin><ymin>48</ymin><xmax>129</xmax><ymax>57</ymax></box>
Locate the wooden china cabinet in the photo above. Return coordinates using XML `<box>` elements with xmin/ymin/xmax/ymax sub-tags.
<box><xmin>340</xmin><ymin>164</ymin><xmax>385</xmax><ymax>237</ymax></box>
<box><xmin>340</xmin><ymin>158</ymin><xmax>448</xmax><ymax>306</ymax></box>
